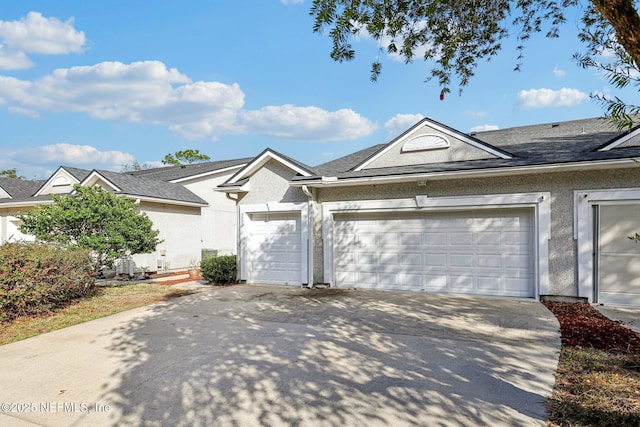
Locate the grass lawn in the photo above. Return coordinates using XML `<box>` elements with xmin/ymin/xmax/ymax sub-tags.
<box><xmin>0</xmin><ymin>283</ymin><xmax>195</xmax><ymax>346</ymax></box>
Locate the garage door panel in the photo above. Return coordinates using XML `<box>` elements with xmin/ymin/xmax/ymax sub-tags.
<box><xmin>504</xmin><ymin>231</ymin><xmax>530</xmax><ymax>246</ymax></box>
<box><xmin>478</xmin><ymin>254</ymin><xmax>502</xmax><ymax>268</ymax></box>
<box><xmin>450</xmin><ymin>233</ymin><xmax>473</xmax><ymax>245</ymax></box>
<box><xmin>475</xmin><ymin>232</ymin><xmax>502</xmax><ymax>245</ymax></box>
<box><xmin>450</xmin><ymin>254</ymin><xmax>474</xmax><ymax>267</ymax></box>
<box><xmin>246</xmin><ymin>212</ymin><xmax>302</xmax><ymax>285</ymax></box>
<box><xmin>401</xmin><ymin>253</ymin><xmax>422</xmax><ymax>266</ymax></box>
<box><xmin>424</xmin><ymin>233</ymin><xmax>447</xmax><ymax>245</ymax></box>
<box><xmin>597</xmin><ymin>204</ymin><xmax>640</xmax><ymax>305</ymax></box>
<box><xmin>378</xmin><ymin>233</ymin><xmax>399</xmax><ymax>246</ymax></box>
<box><xmin>399</xmin><ymin>273</ymin><xmax>423</xmax><ymax>287</ymax></box>
<box><xmin>449</xmin><ymin>275</ymin><xmax>474</xmax><ymax>291</ymax></box>
<box><xmin>400</xmin><ymin>232</ymin><xmax>421</xmax><ymax>245</ymax></box>
<box><xmin>333</xmin><ymin>208</ymin><xmax>535</xmax><ymax>297</ymax></box>
<box><xmin>477</xmin><ymin>277</ymin><xmax>501</xmax><ymax>292</ymax></box>
<box><xmin>504</xmin><ymin>254</ymin><xmax>530</xmax><ymax>268</ymax></box>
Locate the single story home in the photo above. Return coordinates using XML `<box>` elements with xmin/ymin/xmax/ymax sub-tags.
<box><xmin>0</xmin><ymin>158</ymin><xmax>251</xmax><ymax>273</ymax></box>
<box><xmin>218</xmin><ymin>116</ymin><xmax>640</xmax><ymax>307</ymax></box>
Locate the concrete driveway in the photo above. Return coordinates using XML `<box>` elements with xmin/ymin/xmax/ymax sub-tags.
<box><xmin>0</xmin><ymin>284</ymin><xmax>560</xmax><ymax>427</ymax></box>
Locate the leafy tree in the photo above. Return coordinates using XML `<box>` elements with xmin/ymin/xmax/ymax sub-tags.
<box><xmin>162</xmin><ymin>149</ymin><xmax>211</xmax><ymax>166</ymax></box>
<box><xmin>121</xmin><ymin>161</ymin><xmax>152</xmax><ymax>172</ymax></box>
<box><xmin>18</xmin><ymin>185</ymin><xmax>161</xmax><ymax>268</ymax></box>
<box><xmin>1</xmin><ymin>168</ymin><xmax>24</xmax><ymax>179</ymax></box>
<box><xmin>310</xmin><ymin>0</ymin><xmax>640</xmax><ymax>128</ymax></box>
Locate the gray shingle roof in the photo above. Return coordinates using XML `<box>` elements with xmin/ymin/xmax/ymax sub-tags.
<box><xmin>292</xmin><ymin>117</ymin><xmax>640</xmax><ymax>182</ymax></box>
<box><xmin>93</xmin><ymin>170</ymin><xmax>207</xmax><ymax>205</ymax></box>
<box><xmin>0</xmin><ymin>159</ymin><xmax>235</xmax><ymax>206</ymax></box>
<box><xmin>313</xmin><ymin>144</ymin><xmax>387</xmax><ymax>176</ymax></box>
<box><xmin>0</xmin><ymin>178</ymin><xmax>46</xmax><ymax>202</ymax></box>
<box><xmin>129</xmin><ymin>158</ymin><xmax>252</xmax><ymax>182</ymax></box>
<box><xmin>61</xmin><ymin>166</ymin><xmax>93</xmax><ymax>182</ymax></box>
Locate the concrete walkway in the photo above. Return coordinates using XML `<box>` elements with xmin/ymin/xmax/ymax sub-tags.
<box><xmin>596</xmin><ymin>305</ymin><xmax>640</xmax><ymax>334</ymax></box>
<box><xmin>0</xmin><ymin>285</ymin><xmax>560</xmax><ymax>427</ymax></box>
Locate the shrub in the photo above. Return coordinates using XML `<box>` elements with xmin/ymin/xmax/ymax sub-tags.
<box><xmin>201</xmin><ymin>255</ymin><xmax>237</xmax><ymax>284</ymax></box>
<box><xmin>0</xmin><ymin>242</ymin><xmax>96</xmax><ymax>322</ymax></box>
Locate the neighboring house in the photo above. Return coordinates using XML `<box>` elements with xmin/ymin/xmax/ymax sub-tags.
<box><xmin>0</xmin><ymin>158</ymin><xmax>251</xmax><ymax>273</ymax></box>
<box><xmin>218</xmin><ymin>117</ymin><xmax>640</xmax><ymax>307</ymax></box>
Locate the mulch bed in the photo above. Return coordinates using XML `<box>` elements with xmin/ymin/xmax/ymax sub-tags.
<box><xmin>543</xmin><ymin>301</ymin><xmax>640</xmax><ymax>353</ymax></box>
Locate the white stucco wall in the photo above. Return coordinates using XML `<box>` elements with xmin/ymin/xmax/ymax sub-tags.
<box><xmin>0</xmin><ymin>208</ymin><xmax>34</xmax><ymax>243</ymax></box>
<box><xmin>132</xmin><ymin>202</ymin><xmax>202</xmax><ymax>272</ymax></box>
<box><xmin>237</xmin><ymin>160</ymin><xmax>307</xmax><ymax>206</ymax></box>
<box><xmin>181</xmin><ymin>170</ymin><xmax>242</xmax><ymax>256</ymax></box>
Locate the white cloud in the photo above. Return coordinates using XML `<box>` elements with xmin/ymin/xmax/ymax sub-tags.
<box><xmin>470</xmin><ymin>124</ymin><xmax>499</xmax><ymax>133</ymax></box>
<box><xmin>553</xmin><ymin>66</ymin><xmax>566</xmax><ymax>78</ymax></box>
<box><xmin>0</xmin><ymin>143</ymin><xmax>136</xmax><ymax>178</ymax></box>
<box><xmin>385</xmin><ymin>113</ymin><xmax>425</xmax><ymax>137</ymax></box>
<box><xmin>0</xmin><ymin>44</ymin><xmax>33</xmax><ymax>70</ymax></box>
<box><xmin>516</xmin><ymin>87</ymin><xmax>589</xmax><ymax>109</ymax></box>
<box><xmin>0</xmin><ymin>12</ymin><xmax>86</xmax><ymax>70</ymax></box>
<box><xmin>238</xmin><ymin>105</ymin><xmax>377</xmax><ymax>141</ymax></box>
<box><xmin>14</xmin><ymin>143</ymin><xmax>134</xmax><ymax>167</ymax></box>
<box><xmin>281</xmin><ymin>0</ymin><xmax>304</xmax><ymax>4</ymax></box>
<box><xmin>0</xmin><ymin>60</ymin><xmax>376</xmax><ymax>142</ymax></box>
<box><xmin>0</xmin><ymin>12</ymin><xmax>85</xmax><ymax>54</ymax></box>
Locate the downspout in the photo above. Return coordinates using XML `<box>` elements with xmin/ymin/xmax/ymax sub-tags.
<box><xmin>301</xmin><ymin>185</ymin><xmax>314</xmax><ymax>288</ymax></box>
<box><xmin>225</xmin><ymin>191</ymin><xmax>241</xmax><ymax>283</ymax></box>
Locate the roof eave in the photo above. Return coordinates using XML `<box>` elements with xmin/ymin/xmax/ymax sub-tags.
<box><xmin>170</xmin><ymin>163</ymin><xmax>248</xmax><ymax>183</ymax></box>
<box><xmin>124</xmin><ymin>194</ymin><xmax>207</xmax><ymax>207</ymax></box>
<box><xmin>0</xmin><ymin>199</ymin><xmax>55</xmax><ymax>208</ymax></box>
<box><xmin>290</xmin><ymin>158</ymin><xmax>640</xmax><ymax>187</ymax></box>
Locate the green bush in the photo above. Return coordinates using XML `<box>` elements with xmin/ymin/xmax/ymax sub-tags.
<box><xmin>201</xmin><ymin>255</ymin><xmax>237</xmax><ymax>284</ymax></box>
<box><xmin>0</xmin><ymin>242</ymin><xmax>96</xmax><ymax>322</ymax></box>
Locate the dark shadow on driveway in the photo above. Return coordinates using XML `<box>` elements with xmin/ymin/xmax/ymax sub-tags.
<box><xmin>87</xmin><ymin>285</ymin><xmax>560</xmax><ymax>426</ymax></box>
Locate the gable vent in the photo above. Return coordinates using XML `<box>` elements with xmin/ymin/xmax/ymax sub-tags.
<box><xmin>401</xmin><ymin>134</ymin><xmax>450</xmax><ymax>152</ymax></box>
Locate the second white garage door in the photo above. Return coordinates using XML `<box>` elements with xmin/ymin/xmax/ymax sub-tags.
<box><xmin>596</xmin><ymin>204</ymin><xmax>640</xmax><ymax>306</ymax></box>
<box><xmin>333</xmin><ymin>208</ymin><xmax>535</xmax><ymax>297</ymax></box>
<box><xmin>245</xmin><ymin>212</ymin><xmax>303</xmax><ymax>285</ymax></box>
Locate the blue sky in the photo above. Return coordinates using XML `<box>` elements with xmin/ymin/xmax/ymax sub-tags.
<box><xmin>0</xmin><ymin>1</ymin><xmax>633</xmax><ymax>179</ymax></box>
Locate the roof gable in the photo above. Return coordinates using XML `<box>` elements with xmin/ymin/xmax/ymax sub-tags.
<box><xmin>354</xmin><ymin>118</ymin><xmax>513</xmax><ymax>171</ymax></box>
<box><xmin>34</xmin><ymin>167</ymin><xmax>86</xmax><ymax>197</ymax></box>
<box><xmin>225</xmin><ymin>149</ymin><xmax>315</xmax><ymax>185</ymax></box>
<box><xmin>0</xmin><ymin>186</ymin><xmax>10</xmax><ymax>199</ymax></box>
<box><xmin>596</xmin><ymin>125</ymin><xmax>640</xmax><ymax>151</ymax></box>
<box><xmin>80</xmin><ymin>171</ymin><xmax>122</xmax><ymax>192</ymax></box>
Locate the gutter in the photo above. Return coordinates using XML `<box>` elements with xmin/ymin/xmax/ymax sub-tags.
<box><xmin>289</xmin><ymin>158</ymin><xmax>640</xmax><ymax>188</ymax></box>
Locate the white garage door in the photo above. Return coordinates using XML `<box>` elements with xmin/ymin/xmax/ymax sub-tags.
<box><xmin>596</xmin><ymin>204</ymin><xmax>640</xmax><ymax>306</ymax></box>
<box><xmin>333</xmin><ymin>208</ymin><xmax>535</xmax><ymax>297</ymax></box>
<box><xmin>245</xmin><ymin>212</ymin><xmax>302</xmax><ymax>285</ymax></box>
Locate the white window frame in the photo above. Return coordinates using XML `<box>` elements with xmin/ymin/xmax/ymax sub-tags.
<box><xmin>322</xmin><ymin>193</ymin><xmax>550</xmax><ymax>297</ymax></box>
